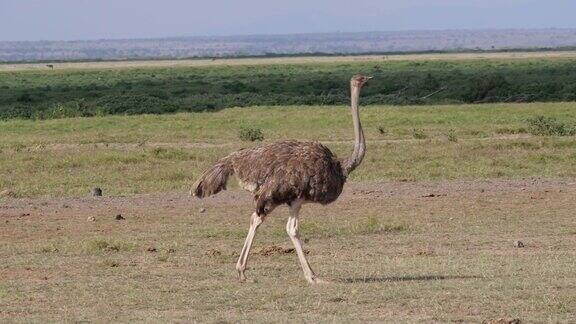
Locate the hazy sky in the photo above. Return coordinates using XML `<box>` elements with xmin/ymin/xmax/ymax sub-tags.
<box><xmin>1</xmin><ymin>0</ymin><xmax>575</xmax><ymax>41</ymax></box>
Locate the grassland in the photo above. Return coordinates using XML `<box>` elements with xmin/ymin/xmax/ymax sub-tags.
<box><xmin>3</xmin><ymin>56</ymin><xmax>576</xmax><ymax>120</ymax></box>
<box><xmin>1</xmin><ymin>102</ymin><xmax>576</xmax><ymax>198</ymax></box>
<box><xmin>2</xmin><ymin>178</ymin><xmax>575</xmax><ymax>322</ymax></box>
<box><xmin>2</xmin><ymin>58</ymin><xmax>576</xmax><ymax>322</ymax></box>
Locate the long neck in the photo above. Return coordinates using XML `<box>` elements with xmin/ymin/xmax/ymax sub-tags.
<box><xmin>344</xmin><ymin>84</ymin><xmax>365</xmax><ymax>176</ymax></box>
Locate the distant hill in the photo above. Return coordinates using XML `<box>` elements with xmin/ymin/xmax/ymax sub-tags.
<box><xmin>2</xmin><ymin>29</ymin><xmax>576</xmax><ymax>62</ymax></box>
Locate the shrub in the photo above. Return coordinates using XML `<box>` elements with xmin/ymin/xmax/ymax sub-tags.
<box><xmin>5</xmin><ymin>59</ymin><xmax>576</xmax><ymax>121</ymax></box>
<box><xmin>460</xmin><ymin>73</ymin><xmax>510</xmax><ymax>103</ymax></box>
<box><xmin>0</xmin><ymin>105</ymin><xmax>35</xmax><ymax>120</ymax></box>
<box><xmin>16</xmin><ymin>93</ymin><xmax>33</xmax><ymax>103</ymax></box>
<box><xmin>96</xmin><ymin>94</ymin><xmax>179</xmax><ymax>115</ymax></box>
<box><xmin>36</xmin><ymin>100</ymin><xmax>98</xmax><ymax>119</ymax></box>
<box><xmin>527</xmin><ymin>116</ymin><xmax>575</xmax><ymax>136</ymax></box>
<box><xmin>377</xmin><ymin>126</ymin><xmax>386</xmax><ymax>135</ymax></box>
<box><xmin>239</xmin><ymin>126</ymin><xmax>264</xmax><ymax>142</ymax></box>
<box><xmin>411</xmin><ymin>128</ymin><xmax>427</xmax><ymax>139</ymax></box>
<box><xmin>446</xmin><ymin>129</ymin><xmax>458</xmax><ymax>142</ymax></box>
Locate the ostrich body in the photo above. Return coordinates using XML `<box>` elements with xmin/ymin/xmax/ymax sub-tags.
<box><xmin>192</xmin><ymin>75</ymin><xmax>371</xmax><ymax>283</ymax></box>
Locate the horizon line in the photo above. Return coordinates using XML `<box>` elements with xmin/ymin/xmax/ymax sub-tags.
<box><xmin>2</xmin><ymin>27</ymin><xmax>576</xmax><ymax>44</ymax></box>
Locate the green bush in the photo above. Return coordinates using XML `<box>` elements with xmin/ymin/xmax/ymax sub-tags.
<box><xmin>0</xmin><ymin>105</ymin><xmax>35</xmax><ymax>120</ymax></box>
<box><xmin>527</xmin><ymin>116</ymin><xmax>575</xmax><ymax>136</ymax></box>
<box><xmin>96</xmin><ymin>94</ymin><xmax>179</xmax><ymax>115</ymax></box>
<box><xmin>35</xmin><ymin>100</ymin><xmax>99</xmax><ymax>119</ymax></box>
<box><xmin>446</xmin><ymin>129</ymin><xmax>458</xmax><ymax>142</ymax></box>
<box><xmin>377</xmin><ymin>126</ymin><xmax>386</xmax><ymax>135</ymax></box>
<box><xmin>460</xmin><ymin>73</ymin><xmax>510</xmax><ymax>103</ymax></box>
<box><xmin>239</xmin><ymin>127</ymin><xmax>264</xmax><ymax>142</ymax></box>
<box><xmin>411</xmin><ymin>128</ymin><xmax>427</xmax><ymax>139</ymax></box>
<box><xmin>3</xmin><ymin>59</ymin><xmax>576</xmax><ymax>120</ymax></box>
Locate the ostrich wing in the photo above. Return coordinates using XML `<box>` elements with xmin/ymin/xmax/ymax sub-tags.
<box><xmin>229</xmin><ymin>140</ymin><xmax>346</xmax><ymax>213</ymax></box>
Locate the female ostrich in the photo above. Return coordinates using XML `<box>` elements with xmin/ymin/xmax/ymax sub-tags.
<box><xmin>193</xmin><ymin>74</ymin><xmax>372</xmax><ymax>284</ymax></box>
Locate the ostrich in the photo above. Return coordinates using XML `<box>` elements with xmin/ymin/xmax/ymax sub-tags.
<box><xmin>192</xmin><ymin>74</ymin><xmax>372</xmax><ymax>284</ymax></box>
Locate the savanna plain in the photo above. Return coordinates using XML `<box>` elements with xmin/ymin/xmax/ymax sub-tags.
<box><xmin>1</xmin><ymin>56</ymin><xmax>576</xmax><ymax>323</ymax></box>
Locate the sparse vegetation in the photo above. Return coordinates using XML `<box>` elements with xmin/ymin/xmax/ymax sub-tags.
<box><xmin>527</xmin><ymin>116</ymin><xmax>576</xmax><ymax>136</ymax></box>
<box><xmin>411</xmin><ymin>128</ymin><xmax>427</xmax><ymax>139</ymax></box>
<box><xmin>495</xmin><ymin>127</ymin><xmax>527</xmax><ymax>134</ymax></box>
<box><xmin>239</xmin><ymin>126</ymin><xmax>264</xmax><ymax>142</ymax></box>
<box><xmin>1</xmin><ymin>178</ymin><xmax>575</xmax><ymax>322</ymax></box>
<box><xmin>84</xmin><ymin>239</ymin><xmax>136</xmax><ymax>253</ymax></box>
<box><xmin>446</xmin><ymin>129</ymin><xmax>458</xmax><ymax>142</ymax></box>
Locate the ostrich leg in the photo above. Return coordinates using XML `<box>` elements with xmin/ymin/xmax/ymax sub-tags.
<box><xmin>287</xmin><ymin>202</ymin><xmax>328</xmax><ymax>284</ymax></box>
<box><xmin>235</xmin><ymin>212</ymin><xmax>263</xmax><ymax>282</ymax></box>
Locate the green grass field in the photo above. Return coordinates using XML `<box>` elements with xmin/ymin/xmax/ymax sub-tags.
<box><xmin>1</xmin><ymin>102</ymin><xmax>576</xmax><ymax>198</ymax></box>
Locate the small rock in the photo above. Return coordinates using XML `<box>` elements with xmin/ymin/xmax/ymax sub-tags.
<box><xmin>167</xmin><ymin>248</ymin><xmax>176</xmax><ymax>253</ymax></box>
<box><xmin>513</xmin><ymin>240</ymin><xmax>525</xmax><ymax>248</ymax></box>
<box><xmin>115</xmin><ymin>214</ymin><xmax>125</xmax><ymax>220</ymax></box>
<box><xmin>199</xmin><ymin>207</ymin><xmax>206</xmax><ymax>213</ymax></box>
<box><xmin>91</xmin><ymin>188</ymin><xmax>102</xmax><ymax>197</ymax></box>
<box><xmin>422</xmin><ymin>193</ymin><xmax>446</xmax><ymax>198</ymax></box>
<box><xmin>87</xmin><ymin>216</ymin><xmax>96</xmax><ymax>222</ymax></box>
<box><xmin>146</xmin><ymin>247</ymin><xmax>157</xmax><ymax>252</ymax></box>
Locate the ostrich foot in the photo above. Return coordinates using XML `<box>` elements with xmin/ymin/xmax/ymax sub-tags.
<box><xmin>237</xmin><ymin>270</ymin><xmax>247</xmax><ymax>282</ymax></box>
<box><xmin>237</xmin><ymin>270</ymin><xmax>257</xmax><ymax>283</ymax></box>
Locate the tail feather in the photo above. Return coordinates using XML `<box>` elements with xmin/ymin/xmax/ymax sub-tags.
<box><xmin>192</xmin><ymin>159</ymin><xmax>234</xmax><ymax>198</ymax></box>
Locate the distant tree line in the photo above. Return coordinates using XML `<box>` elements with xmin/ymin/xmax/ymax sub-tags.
<box><xmin>1</xmin><ymin>59</ymin><xmax>576</xmax><ymax>120</ymax></box>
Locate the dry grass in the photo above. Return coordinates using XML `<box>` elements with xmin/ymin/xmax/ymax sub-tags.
<box><xmin>1</xmin><ymin>103</ymin><xmax>576</xmax><ymax>198</ymax></box>
<box><xmin>3</xmin><ymin>50</ymin><xmax>576</xmax><ymax>72</ymax></box>
<box><xmin>1</xmin><ymin>180</ymin><xmax>575</xmax><ymax>322</ymax></box>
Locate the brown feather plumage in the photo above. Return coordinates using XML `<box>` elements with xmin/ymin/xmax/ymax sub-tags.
<box><xmin>192</xmin><ymin>140</ymin><xmax>346</xmax><ymax>215</ymax></box>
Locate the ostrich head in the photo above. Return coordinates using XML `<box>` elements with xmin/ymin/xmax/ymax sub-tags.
<box><xmin>351</xmin><ymin>74</ymin><xmax>373</xmax><ymax>88</ymax></box>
